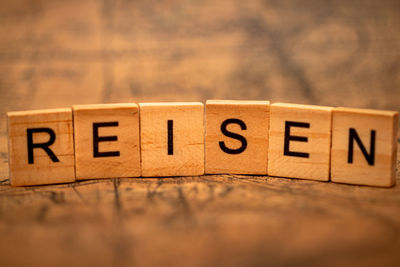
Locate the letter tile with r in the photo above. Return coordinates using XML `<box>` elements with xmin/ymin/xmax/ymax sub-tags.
<box><xmin>7</xmin><ymin>108</ymin><xmax>76</xmax><ymax>186</ymax></box>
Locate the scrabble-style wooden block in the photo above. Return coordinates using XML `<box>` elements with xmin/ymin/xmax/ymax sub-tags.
<box><xmin>73</xmin><ymin>104</ymin><xmax>141</xmax><ymax>180</ymax></box>
<box><xmin>205</xmin><ymin>100</ymin><xmax>270</xmax><ymax>174</ymax></box>
<box><xmin>331</xmin><ymin>107</ymin><xmax>398</xmax><ymax>187</ymax></box>
<box><xmin>7</xmin><ymin>108</ymin><xmax>75</xmax><ymax>186</ymax></box>
<box><xmin>139</xmin><ymin>102</ymin><xmax>204</xmax><ymax>177</ymax></box>
<box><xmin>268</xmin><ymin>103</ymin><xmax>333</xmax><ymax>181</ymax></box>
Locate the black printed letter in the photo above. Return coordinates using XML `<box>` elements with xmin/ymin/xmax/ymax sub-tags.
<box><xmin>93</xmin><ymin>122</ymin><xmax>120</xmax><ymax>158</ymax></box>
<box><xmin>219</xmin><ymin>118</ymin><xmax>247</xmax><ymax>154</ymax></box>
<box><xmin>27</xmin><ymin>128</ymin><xmax>60</xmax><ymax>164</ymax></box>
<box><xmin>348</xmin><ymin>128</ymin><xmax>375</xmax><ymax>166</ymax></box>
<box><xmin>168</xmin><ymin>120</ymin><xmax>173</xmax><ymax>155</ymax></box>
<box><xmin>284</xmin><ymin>121</ymin><xmax>310</xmax><ymax>158</ymax></box>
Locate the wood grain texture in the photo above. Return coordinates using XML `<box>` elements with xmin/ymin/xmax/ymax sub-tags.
<box><xmin>331</xmin><ymin>107</ymin><xmax>399</xmax><ymax>187</ymax></box>
<box><xmin>7</xmin><ymin>108</ymin><xmax>75</xmax><ymax>186</ymax></box>
<box><xmin>139</xmin><ymin>102</ymin><xmax>204</xmax><ymax>177</ymax></box>
<box><xmin>205</xmin><ymin>100</ymin><xmax>269</xmax><ymax>174</ymax></box>
<box><xmin>0</xmin><ymin>148</ymin><xmax>400</xmax><ymax>267</ymax></box>
<box><xmin>268</xmin><ymin>103</ymin><xmax>333</xmax><ymax>181</ymax></box>
<box><xmin>73</xmin><ymin>104</ymin><xmax>141</xmax><ymax>180</ymax></box>
<box><xmin>0</xmin><ymin>0</ymin><xmax>400</xmax><ymax>266</ymax></box>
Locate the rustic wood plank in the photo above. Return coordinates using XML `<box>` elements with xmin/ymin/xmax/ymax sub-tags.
<box><xmin>0</xmin><ymin>147</ymin><xmax>400</xmax><ymax>266</ymax></box>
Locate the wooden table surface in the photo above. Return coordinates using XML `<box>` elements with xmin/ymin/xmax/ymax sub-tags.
<box><xmin>0</xmin><ymin>0</ymin><xmax>399</xmax><ymax>266</ymax></box>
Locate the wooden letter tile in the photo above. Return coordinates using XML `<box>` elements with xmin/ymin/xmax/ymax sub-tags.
<box><xmin>7</xmin><ymin>108</ymin><xmax>75</xmax><ymax>186</ymax></box>
<box><xmin>139</xmin><ymin>102</ymin><xmax>204</xmax><ymax>177</ymax></box>
<box><xmin>331</xmin><ymin>107</ymin><xmax>398</xmax><ymax>187</ymax></box>
<box><xmin>268</xmin><ymin>103</ymin><xmax>333</xmax><ymax>181</ymax></box>
<box><xmin>205</xmin><ymin>100</ymin><xmax>270</xmax><ymax>174</ymax></box>
<box><xmin>73</xmin><ymin>103</ymin><xmax>141</xmax><ymax>179</ymax></box>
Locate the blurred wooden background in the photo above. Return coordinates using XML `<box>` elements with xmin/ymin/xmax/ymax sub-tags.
<box><xmin>0</xmin><ymin>0</ymin><xmax>399</xmax><ymax>266</ymax></box>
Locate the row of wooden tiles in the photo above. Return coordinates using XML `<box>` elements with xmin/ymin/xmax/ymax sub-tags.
<box><xmin>7</xmin><ymin>101</ymin><xmax>399</xmax><ymax>187</ymax></box>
